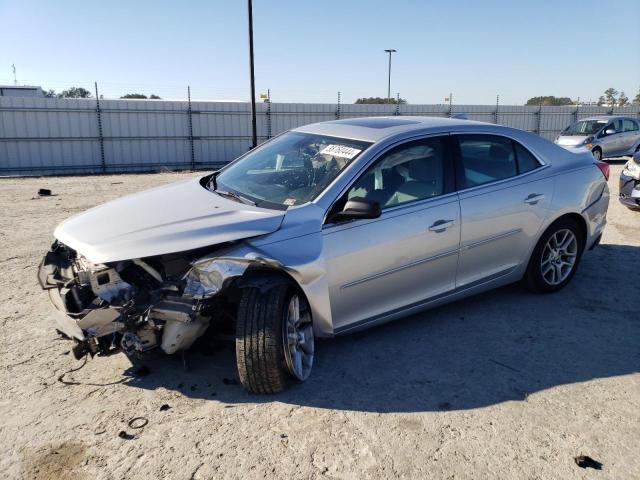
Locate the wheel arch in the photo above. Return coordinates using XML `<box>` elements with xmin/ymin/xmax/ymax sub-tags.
<box><xmin>531</xmin><ymin>212</ymin><xmax>588</xmax><ymax>262</ymax></box>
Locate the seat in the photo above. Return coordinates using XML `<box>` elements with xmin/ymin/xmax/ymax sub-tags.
<box><xmin>386</xmin><ymin>156</ymin><xmax>443</xmax><ymax>205</ymax></box>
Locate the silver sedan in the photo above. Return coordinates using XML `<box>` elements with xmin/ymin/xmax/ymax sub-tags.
<box><xmin>39</xmin><ymin>117</ymin><xmax>610</xmax><ymax>393</ymax></box>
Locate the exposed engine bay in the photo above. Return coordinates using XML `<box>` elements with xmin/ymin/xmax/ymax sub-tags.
<box><xmin>38</xmin><ymin>241</ymin><xmax>243</xmax><ymax>360</ymax></box>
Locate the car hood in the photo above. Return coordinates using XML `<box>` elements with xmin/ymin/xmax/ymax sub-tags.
<box><xmin>54</xmin><ymin>177</ymin><xmax>286</xmax><ymax>264</ymax></box>
<box><xmin>556</xmin><ymin>135</ymin><xmax>589</xmax><ymax>147</ymax></box>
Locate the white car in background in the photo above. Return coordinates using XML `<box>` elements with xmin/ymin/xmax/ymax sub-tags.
<box><xmin>555</xmin><ymin>116</ymin><xmax>640</xmax><ymax>161</ymax></box>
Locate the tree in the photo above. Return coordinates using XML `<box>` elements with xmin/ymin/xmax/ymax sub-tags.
<box><xmin>525</xmin><ymin>96</ymin><xmax>574</xmax><ymax>106</ymax></box>
<box><xmin>618</xmin><ymin>91</ymin><xmax>629</xmax><ymax>107</ymax></box>
<box><xmin>43</xmin><ymin>89</ymin><xmax>56</xmax><ymax>98</ymax></box>
<box><xmin>597</xmin><ymin>96</ymin><xmax>605</xmax><ymax>106</ymax></box>
<box><xmin>633</xmin><ymin>87</ymin><xmax>640</xmax><ymax>105</ymax></box>
<box><xmin>120</xmin><ymin>93</ymin><xmax>161</xmax><ymax>99</ymax></box>
<box><xmin>58</xmin><ymin>87</ymin><xmax>92</xmax><ymax>98</ymax></box>
<box><xmin>120</xmin><ymin>93</ymin><xmax>148</xmax><ymax>99</ymax></box>
<box><xmin>603</xmin><ymin>87</ymin><xmax>618</xmax><ymax>106</ymax></box>
<box><xmin>354</xmin><ymin>96</ymin><xmax>407</xmax><ymax>104</ymax></box>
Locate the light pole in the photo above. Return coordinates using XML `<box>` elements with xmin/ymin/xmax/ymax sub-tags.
<box><xmin>384</xmin><ymin>49</ymin><xmax>396</xmax><ymax>104</ymax></box>
<box><xmin>247</xmin><ymin>0</ymin><xmax>257</xmax><ymax>149</ymax></box>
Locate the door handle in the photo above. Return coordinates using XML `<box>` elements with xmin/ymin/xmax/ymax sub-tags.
<box><xmin>524</xmin><ymin>193</ymin><xmax>545</xmax><ymax>205</ymax></box>
<box><xmin>428</xmin><ymin>219</ymin><xmax>455</xmax><ymax>232</ymax></box>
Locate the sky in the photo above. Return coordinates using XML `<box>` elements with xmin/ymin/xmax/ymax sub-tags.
<box><xmin>1</xmin><ymin>0</ymin><xmax>639</xmax><ymax>105</ymax></box>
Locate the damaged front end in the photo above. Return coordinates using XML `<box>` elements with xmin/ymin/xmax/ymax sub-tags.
<box><xmin>38</xmin><ymin>241</ymin><xmax>243</xmax><ymax>360</ymax></box>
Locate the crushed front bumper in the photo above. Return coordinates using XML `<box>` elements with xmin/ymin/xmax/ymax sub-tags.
<box><xmin>38</xmin><ymin>242</ymin><xmax>208</xmax><ymax>359</ymax></box>
<box><xmin>619</xmin><ymin>172</ymin><xmax>640</xmax><ymax>209</ymax></box>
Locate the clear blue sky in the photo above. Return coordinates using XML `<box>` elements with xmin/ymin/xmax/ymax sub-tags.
<box><xmin>1</xmin><ymin>0</ymin><xmax>639</xmax><ymax>104</ymax></box>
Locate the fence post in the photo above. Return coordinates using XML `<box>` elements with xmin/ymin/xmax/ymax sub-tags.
<box><xmin>494</xmin><ymin>95</ymin><xmax>499</xmax><ymax>124</ymax></box>
<box><xmin>394</xmin><ymin>93</ymin><xmax>401</xmax><ymax>116</ymax></box>
<box><xmin>94</xmin><ymin>82</ymin><xmax>106</xmax><ymax>173</ymax></box>
<box><xmin>574</xmin><ymin>106</ymin><xmax>579</xmax><ymax>124</ymax></box>
<box><xmin>266</xmin><ymin>88</ymin><xmax>272</xmax><ymax>139</ymax></box>
<box><xmin>535</xmin><ymin>102</ymin><xmax>543</xmax><ymax>135</ymax></box>
<box><xmin>187</xmin><ymin>86</ymin><xmax>195</xmax><ymax>170</ymax></box>
<box><xmin>335</xmin><ymin>91</ymin><xmax>341</xmax><ymax>120</ymax></box>
<box><xmin>448</xmin><ymin>93</ymin><xmax>453</xmax><ymax>118</ymax></box>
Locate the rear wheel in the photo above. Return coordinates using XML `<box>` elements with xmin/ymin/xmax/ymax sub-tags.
<box><xmin>524</xmin><ymin>218</ymin><xmax>585</xmax><ymax>293</ymax></box>
<box><xmin>592</xmin><ymin>148</ymin><xmax>602</xmax><ymax>161</ymax></box>
<box><xmin>235</xmin><ymin>282</ymin><xmax>314</xmax><ymax>393</ymax></box>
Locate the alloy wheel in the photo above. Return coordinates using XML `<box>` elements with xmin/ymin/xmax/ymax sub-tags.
<box><xmin>283</xmin><ymin>294</ymin><xmax>314</xmax><ymax>381</ymax></box>
<box><xmin>540</xmin><ymin>229</ymin><xmax>578</xmax><ymax>286</ymax></box>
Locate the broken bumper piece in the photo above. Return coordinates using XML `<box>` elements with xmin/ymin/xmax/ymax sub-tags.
<box><xmin>38</xmin><ymin>241</ymin><xmax>209</xmax><ymax>359</ymax></box>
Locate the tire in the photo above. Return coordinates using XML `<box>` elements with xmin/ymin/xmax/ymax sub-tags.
<box><xmin>524</xmin><ymin>217</ymin><xmax>585</xmax><ymax>293</ymax></box>
<box><xmin>592</xmin><ymin>148</ymin><xmax>602</xmax><ymax>161</ymax></box>
<box><xmin>235</xmin><ymin>283</ymin><xmax>314</xmax><ymax>394</ymax></box>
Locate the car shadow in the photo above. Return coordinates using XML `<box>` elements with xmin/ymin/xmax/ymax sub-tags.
<box><xmin>121</xmin><ymin>243</ymin><xmax>639</xmax><ymax>413</ymax></box>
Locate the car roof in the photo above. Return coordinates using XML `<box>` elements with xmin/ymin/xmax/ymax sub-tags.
<box><xmin>576</xmin><ymin>115</ymin><xmax>630</xmax><ymax>122</ymax></box>
<box><xmin>293</xmin><ymin>116</ymin><xmax>491</xmax><ymax>143</ymax></box>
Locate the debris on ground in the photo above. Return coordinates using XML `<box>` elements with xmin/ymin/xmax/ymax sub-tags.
<box><xmin>159</xmin><ymin>404</ymin><xmax>171</xmax><ymax>412</ymax></box>
<box><xmin>574</xmin><ymin>455</ymin><xmax>603</xmax><ymax>470</ymax></box>
<box><xmin>118</xmin><ymin>431</ymin><xmax>135</xmax><ymax>440</ymax></box>
<box><xmin>128</xmin><ymin>417</ymin><xmax>149</xmax><ymax>429</ymax></box>
<box><xmin>37</xmin><ymin>188</ymin><xmax>52</xmax><ymax>196</ymax></box>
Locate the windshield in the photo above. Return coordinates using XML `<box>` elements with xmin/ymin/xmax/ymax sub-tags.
<box><xmin>211</xmin><ymin>132</ymin><xmax>371</xmax><ymax>208</ymax></box>
<box><xmin>562</xmin><ymin>120</ymin><xmax>606</xmax><ymax>136</ymax></box>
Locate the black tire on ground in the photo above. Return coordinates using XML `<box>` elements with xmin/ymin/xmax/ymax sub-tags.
<box><xmin>235</xmin><ymin>283</ymin><xmax>293</xmax><ymax>394</ymax></box>
<box><xmin>592</xmin><ymin>148</ymin><xmax>602</xmax><ymax>161</ymax></box>
<box><xmin>523</xmin><ymin>217</ymin><xmax>586</xmax><ymax>294</ymax></box>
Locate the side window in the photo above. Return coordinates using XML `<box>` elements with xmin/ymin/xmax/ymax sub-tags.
<box><xmin>457</xmin><ymin>135</ymin><xmax>517</xmax><ymax>188</ymax></box>
<box><xmin>514</xmin><ymin>142</ymin><xmax>541</xmax><ymax>174</ymax></box>
<box><xmin>346</xmin><ymin>137</ymin><xmax>449</xmax><ymax>209</ymax></box>
<box><xmin>623</xmin><ymin>119</ymin><xmax>639</xmax><ymax>132</ymax></box>
<box><xmin>609</xmin><ymin>120</ymin><xmax>623</xmax><ymax>133</ymax></box>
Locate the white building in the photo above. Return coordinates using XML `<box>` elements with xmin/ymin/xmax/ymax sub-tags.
<box><xmin>0</xmin><ymin>85</ymin><xmax>45</xmax><ymax>97</ymax></box>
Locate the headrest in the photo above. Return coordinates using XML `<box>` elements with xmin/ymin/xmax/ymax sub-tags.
<box><xmin>408</xmin><ymin>158</ymin><xmax>433</xmax><ymax>182</ymax></box>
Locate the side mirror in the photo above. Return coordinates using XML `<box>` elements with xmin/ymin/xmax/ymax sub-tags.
<box><xmin>331</xmin><ymin>197</ymin><xmax>381</xmax><ymax>223</ymax></box>
<box><xmin>604</xmin><ymin>128</ymin><xmax>616</xmax><ymax>136</ymax></box>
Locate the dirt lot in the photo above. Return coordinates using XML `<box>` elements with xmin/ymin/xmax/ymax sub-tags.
<box><xmin>1</xmin><ymin>162</ymin><xmax>638</xmax><ymax>479</ymax></box>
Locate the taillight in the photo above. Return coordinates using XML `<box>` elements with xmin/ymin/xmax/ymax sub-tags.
<box><xmin>596</xmin><ymin>161</ymin><xmax>609</xmax><ymax>180</ymax></box>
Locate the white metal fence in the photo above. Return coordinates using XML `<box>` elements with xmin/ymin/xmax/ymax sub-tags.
<box><xmin>1</xmin><ymin>96</ymin><xmax>638</xmax><ymax>176</ymax></box>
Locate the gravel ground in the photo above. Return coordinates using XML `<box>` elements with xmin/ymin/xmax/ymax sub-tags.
<box><xmin>0</xmin><ymin>162</ymin><xmax>638</xmax><ymax>480</ymax></box>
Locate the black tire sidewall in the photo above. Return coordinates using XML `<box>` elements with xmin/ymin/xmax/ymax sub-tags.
<box><xmin>235</xmin><ymin>282</ymin><xmax>309</xmax><ymax>393</ymax></box>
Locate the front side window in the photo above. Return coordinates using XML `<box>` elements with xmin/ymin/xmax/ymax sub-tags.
<box><xmin>604</xmin><ymin>120</ymin><xmax>623</xmax><ymax>134</ymax></box>
<box><xmin>457</xmin><ymin>135</ymin><xmax>517</xmax><ymax>188</ymax></box>
<box><xmin>213</xmin><ymin>132</ymin><xmax>371</xmax><ymax>208</ymax></box>
<box><xmin>345</xmin><ymin>137</ymin><xmax>450</xmax><ymax>209</ymax></box>
<box><xmin>623</xmin><ymin>119</ymin><xmax>639</xmax><ymax>132</ymax></box>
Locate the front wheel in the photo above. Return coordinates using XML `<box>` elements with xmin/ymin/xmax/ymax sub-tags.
<box><xmin>524</xmin><ymin>218</ymin><xmax>585</xmax><ymax>293</ymax></box>
<box><xmin>235</xmin><ymin>283</ymin><xmax>314</xmax><ymax>393</ymax></box>
<box><xmin>592</xmin><ymin>148</ymin><xmax>602</xmax><ymax>161</ymax></box>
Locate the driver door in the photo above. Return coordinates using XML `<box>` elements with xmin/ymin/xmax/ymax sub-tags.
<box><xmin>321</xmin><ymin>135</ymin><xmax>460</xmax><ymax>333</ymax></box>
<box><xmin>599</xmin><ymin>119</ymin><xmax>623</xmax><ymax>157</ymax></box>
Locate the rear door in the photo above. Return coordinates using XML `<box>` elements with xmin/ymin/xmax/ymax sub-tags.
<box><xmin>622</xmin><ymin>119</ymin><xmax>640</xmax><ymax>153</ymax></box>
<box><xmin>599</xmin><ymin>119</ymin><xmax>624</xmax><ymax>157</ymax></box>
<box><xmin>454</xmin><ymin>134</ymin><xmax>554</xmax><ymax>287</ymax></box>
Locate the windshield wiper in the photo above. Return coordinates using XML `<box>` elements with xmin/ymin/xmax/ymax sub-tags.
<box><xmin>215</xmin><ymin>189</ymin><xmax>256</xmax><ymax>206</ymax></box>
